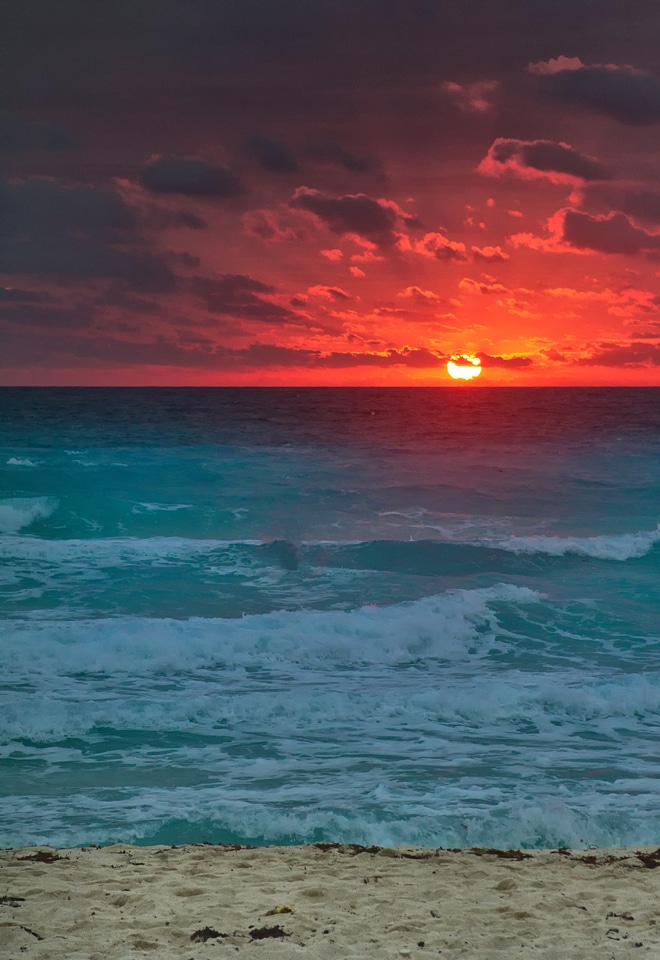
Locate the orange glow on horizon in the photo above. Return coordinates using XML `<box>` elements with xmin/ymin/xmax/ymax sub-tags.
<box><xmin>447</xmin><ymin>355</ymin><xmax>482</xmax><ymax>381</ymax></box>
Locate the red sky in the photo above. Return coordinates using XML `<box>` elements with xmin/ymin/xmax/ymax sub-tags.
<box><xmin>3</xmin><ymin>1</ymin><xmax>660</xmax><ymax>385</ymax></box>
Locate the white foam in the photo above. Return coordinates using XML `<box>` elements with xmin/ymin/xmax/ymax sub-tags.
<box><xmin>6</xmin><ymin>457</ymin><xmax>38</xmax><ymax>466</ymax></box>
<box><xmin>487</xmin><ymin>524</ymin><xmax>660</xmax><ymax>561</ymax></box>
<box><xmin>0</xmin><ymin>497</ymin><xmax>58</xmax><ymax>534</ymax></box>
<box><xmin>0</xmin><ymin>584</ymin><xmax>540</xmax><ymax>679</ymax></box>
<box><xmin>0</xmin><ymin>535</ymin><xmax>262</xmax><ymax>565</ymax></box>
<box><xmin>132</xmin><ymin>502</ymin><xmax>194</xmax><ymax>513</ymax></box>
<box><xmin>1</xmin><ymin>772</ymin><xmax>658</xmax><ymax>851</ymax></box>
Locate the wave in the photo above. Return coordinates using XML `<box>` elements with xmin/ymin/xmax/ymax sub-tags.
<box><xmin>3</xmin><ymin>526</ymin><xmax>658</xmax><ymax>579</ymax></box>
<box><xmin>131</xmin><ymin>502</ymin><xmax>194</xmax><ymax>513</ymax></box>
<box><xmin>0</xmin><ymin>497</ymin><xmax>58</xmax><ymax>534</ymax></box>
<box><xmin>6</xmin><ymin>456</ymin><xmax>39</xmax><ymax>466</ymax></box>
<box><xmin>1</xmin><ymin>779</ymin><xmax>658</xmax><ymax>851</ymax></box>
<box><xmin>0</xmin><ymin>584</ymin><xmax>539</xmax><ymax>680</ymax></box>
<box><xmin>488</xmin><ymin>524</ymin><xmax>660</xmax><ymax>561</ymax></box>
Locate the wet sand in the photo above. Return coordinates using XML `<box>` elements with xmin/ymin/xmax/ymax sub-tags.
<box><xmin>1</xmin><ymin>843</ymin><xmax>659</xmax><ymax>958</ymax></box>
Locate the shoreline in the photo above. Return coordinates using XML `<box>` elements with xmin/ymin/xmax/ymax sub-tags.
<box><xmin>1</xmin><ymin>843</ymin><xmax>659</xmax><ymax>958</ymax></box>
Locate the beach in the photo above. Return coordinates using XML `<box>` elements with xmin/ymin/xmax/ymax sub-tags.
<box><xmin>1</xmin><ymin>843</ymin><xmax>659</xmax><ymax>958</ymax></box>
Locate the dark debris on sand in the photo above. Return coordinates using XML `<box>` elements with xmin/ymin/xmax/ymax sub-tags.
<box><xmin>17</xmin><ymin>851</ymin><xmax>68</xmax><ymax>863</ymax></box>
<box><xmin>190</xmin><ymin>926</ymin><xmax>228</xmax><ymax>942</ymax></box>
<box><xmin>249</xmin><ymin>925</ymin><xmax>290</xmax><ymax>940</ymax></box>
<box><xmin>0</xmin><ymin>895</ymin><xmax>25</xmax><ymax>906</ymax></box>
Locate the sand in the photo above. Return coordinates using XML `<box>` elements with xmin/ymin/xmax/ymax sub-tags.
<box><xmin>1</xmin><ymin>843</ymin><xmax>659</xmax><ymax>958</ymax></box>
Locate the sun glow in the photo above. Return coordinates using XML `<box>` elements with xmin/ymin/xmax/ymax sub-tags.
<box><xmin>447</xmin><ymin>355</ymin><xmax>482</xmax><ymax>380</ymax></box>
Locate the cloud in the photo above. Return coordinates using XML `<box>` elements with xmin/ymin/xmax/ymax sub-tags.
<box><xmin>576</xmin><ymin>341</ymin><xmax>660</xmax><ymax>366</ymax></box>
<box><xmin>0</xmin><ymin>176</ymin><xmax>135</xmax><ymax>237</ymax></box>
<box><xmin>479</xmin><ymin>138</ymin><xmax>610</xmax><ymax>183</ymax></box>
<box><xmin>397</xmin><ymin>286</ymin><xmax>440</xmax><ymax>301</ymax></box>
<box><xmin>0</xmin><ymin>302</ymin><xmax>92</xmax><ymax>329</ymax></box>
<box><xmin>510</xmin><ymin>206</ymin><xmax>660</xmax><ymax>257</ymax></box>
<box><xmin>471</xmin><ymin>244</ymin><xmax>509</xmax><ymax>262</ymax></box>
<box><xmin>246</xmin><ymin>136</ymin><xmax>298</xmax><ymax>173</ymax></box>
<box><xmin>320</xmin><ymin>248</ymin><xmax>343</xmax><ymax>261</ymax></box>
<box><xmin>0</xmin><ymin>111</ymin><xmax>76</xmax><ymax>151</ymax></box>
<box><xmin>175</xmin><ymin>210</ymin><xmax>207</xmax><ymax>229</ymax></box>
<box><xmin>315</xmin><ymin>347</ymin><xmax>446</xmax><ymax>368</ymax></box>
<box><xmin>0</xmin><ymin>177</ymin><xmax>176</xmax><ymax>290</ymax></box>
<box><xmin>496</xmin><ymin>297</ymin><xmax>540</xmax><ymax>319</ymax></box>
<box><xmin>192</xmin><ymin>273</ymin><xmax>303</xmax><ymax>324</ymax></box>
<box><xmin>0</xmin><ymin>238</ymin><xmax>176</xmax><ymax>289</ymax></box>
<box><xmin>544</xmin><ymin>285</ymin><xmax>658</xmax><ymax>315</ymax></box>
<box><xmin>562</xmin><ymin>209</ymin><xmax>660</xmax><ymax>255</ymax></box>
<box><xmin>307</xmin><ymin>142</ymin><xmax>379</xmax><ymax>173</ymax></box>
<box><xmin>290</xmin><ymin>187</ymin><xmax>414</xmax><ymax>248</ymax></box>
<box><xmin>528</xmin><ymin>56</ymin><xmax>584</xmax><ymax>76</ymax></box>
<box><xmin>140</xmin><ymin>155</ymin><xmax>244</xmax><ymax>196</ymax></box>
<box><xmin>307</xmin><ymin>285</ymin><xmax>352</xmax><ymax>301</ymax></box>
<box><xmin>478</xmin><ymin>352</ymin><xmax>533</xmax><ymax>368</ymax></box>
<box><xmin>459</xmin><ymin>276</ymin><xmax>507</xmax><ymax>295</ymax></box>
<box><xmin>242</xmin><ymin>208</ymin><xmax>301</xmax><ymax>242</ymax></box>
<box><xmin>440</xmin><ymin>80</ymin><xmax>499</xmax><ymax>113</ymax></box>
<box><xmin>0</xmin><ymin>286</ymin><xmax>52</xmax><ymax>302</ymax></box>
<box><xmin>410</xmin><ymin>232</ymin><xmax>468</xmax><ymax>262</ymax></box>
<box><xmin>579</xmin><ymin>183</ymin><xmax>660</xmax><ymax>226</ymax></box>
<box><xmin>530</xmin><ymin>58</ymin><xmax>660</xmax><ymax>125</ymax></box>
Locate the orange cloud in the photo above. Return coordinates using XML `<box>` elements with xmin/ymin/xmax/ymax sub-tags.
<box><xmin>397</xmin><ymin>286</ymin><xmax>440</xmax><ymax>301</ymax></box>
<box><xmin>407</xmin><ymin>232</ymin><xmax>468</xmax><ymax>262</ymax></box>
<box><xmin>471</xmin><ymin>244</ymin><xmax>510</xmax><ymax>262</ymax></box>
<box><xmin>459</xmin><ymin>276</ymin><xmax>508</xmax><ymax>295</ymax></box>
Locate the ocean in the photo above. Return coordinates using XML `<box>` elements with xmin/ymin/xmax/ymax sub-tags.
<box><xmin>1</xmin><ymin>387</ymin><xmax>659</xmax><ymax>850</ymax></box>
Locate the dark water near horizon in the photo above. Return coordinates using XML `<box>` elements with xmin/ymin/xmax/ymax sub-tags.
<box><xmin>1</xmin><ymin>387</ymin><xmax>659</xmax><ymax>849</ymax></box>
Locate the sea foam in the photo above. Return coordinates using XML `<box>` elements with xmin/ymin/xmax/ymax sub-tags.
<box><xmin>488</xmin><ymin>524</ymin><xmax>660</xmax><ymax>561</ymax></box>
<box><xmin>0</xmin><ymin>496</ymin><xmax>58</xmax><ymax>534</ymax></box>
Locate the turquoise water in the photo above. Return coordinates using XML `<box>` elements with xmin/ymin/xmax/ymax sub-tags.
<box><xmin>1</xmin><ymin>387</ymin><xmax>659</xmax><ymax>849</ymax></box>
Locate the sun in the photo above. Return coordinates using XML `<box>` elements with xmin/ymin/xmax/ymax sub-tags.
<box><xmin>447</xmin><ymin>354</ymin><xmax>482</xmax><ymax>381</ymax></box>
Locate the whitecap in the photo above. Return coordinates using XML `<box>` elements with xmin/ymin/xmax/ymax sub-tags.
<box><xmin>0</xmin><ymin>497</ymin><xmax>58</xmax><ymax>534</ymax></box>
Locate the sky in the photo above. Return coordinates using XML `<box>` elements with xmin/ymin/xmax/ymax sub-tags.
<box><xmin>3</xmin><ymin>0</ymin><xmax>660</xmax><ymax>385</ymax></box>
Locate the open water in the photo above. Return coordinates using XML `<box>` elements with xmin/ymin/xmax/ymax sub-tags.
<box><xmin>1</xmin><ymin>387</ymin><xmax>659</xmax><ymax>849</ymax></box>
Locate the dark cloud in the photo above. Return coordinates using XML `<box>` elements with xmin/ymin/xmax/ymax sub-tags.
<box><xmin>0</xmin><ymin>176</ymin><xmax>175</xmax><ymax>290</ymax></box>
<box><xmin>290</xmin><ymin>187</ymin><xmax>412</xmax><ymax>248</ymax></box>
<box><xmin>417</xmin><ymin>234</ymin><xmax>468</xmax><ymax>262</ymax></box>
<box><xmin>306</xmin><ymin>142</ymin><xmax>379</xmax><ymax>174</ymax></box>
<box><xmin>192</xmin><ymin>273</ymin><xmax>301</xmax><ymax>325</ymax></box>
<box><xmin>235</xmin><ymin>344</ymin><xmax>447</xmax><ymax>369</ymax></box>
<box><xmin>562</xmin><ymin>209</ymin><xmax>660</xmax><ymax>255</ymax></box>
<box><xmin>0</xmin><ymin>237</ymin><xmax>176</xmax><ymax>290</ymax></box>
<box><xmin>0</xmin><ymin>287</ymin><xmax>52</xmax><ymax>303</ymax></box>
<box><xmin>175</xmin><ymin>210</ymin><xmax>207</xmax><ymax>229</ymax></box>
<box><xmin>0</xmin><ymin>302</ymin><xmax>92</xmax><ymax>328</ymax></box>
<box><xmin>192</xmin><ymin>274</ymin><xmax>276</xmax><ymax>298</ymax></box>
<box><xmin>97</xmin><ymin>285</ymin><xmax>161</xmax><ymax>315</ymax></box>
<box><xmin>316</xmin><ymin>347</ymin><xmax>445</xmax><ymax>368</ymax></box>
<box><xmin>579</xmin><ymin>183</ymin><xmax>660</xmax><ymax>226</ymax></box>
<box><xmin>535</xmin><ymin>62</ymin><xmax>660</xmax><ymax>125</ymax></box>
<box><xmin>0</xmin><ymin>111</ymin><xmax>77</xmax><ymax>151</ymax></box>
<box><xmin>307</xmin><ymin>285</ymin><xmax>352</xmax><ymax>301</ymax></box>
<box><xmin>478</xmin><ymin>352</ymin><xmax>533</xmax><ymax>368</ymax></box>
<box><xmin>140</xmin><ymin>155</ymin><xmax>244</xmax><ymax>196</ymax></box>
<box><xmin>8</xmin><ymin>1</ymin><xmax>657</xmax><ymax>115</ymax></box>
<box><xmin>481</xmin><ymin>138</ymin><xmax>610</xmax><ymax>182</ymax></box>
<box><xmin>576</xmin><ymin>341</ymin><xmax>660</xmax><ymax>366</ymax></box>
<box><xmin>246</xmin><ymin>136</ymin><xmax>298</xmax><ymax>173</ymax></box>
<box><xmin>0</xmin><ymin>177</ymin><xmax>135</xmax><ymax>238</ymax></box>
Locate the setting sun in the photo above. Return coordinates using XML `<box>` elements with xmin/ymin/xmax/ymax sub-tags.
<box><xmin>447</xmin><ymin>355</ymin><xmax>482</xmax><ymax>381</ymax></box>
